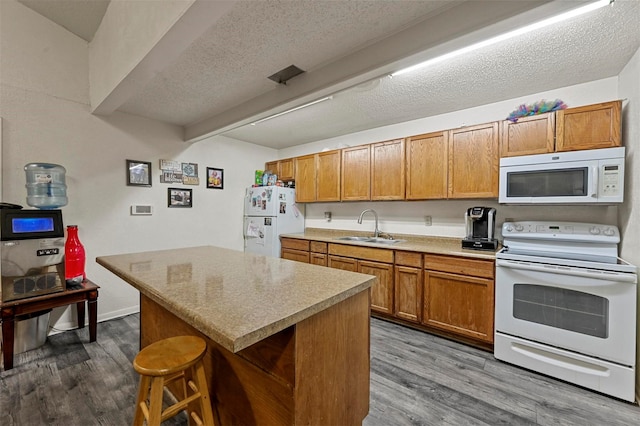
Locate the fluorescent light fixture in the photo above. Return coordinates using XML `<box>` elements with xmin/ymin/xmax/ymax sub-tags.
<box><xmin>251</xmin><ymin>96</ymin><xmax>333</xmax><ymax>125</ymax></box>
<box><xmin>391</xmin><ymin>0</ymin><xmax>613</xmax><ymax>77</ymax></box>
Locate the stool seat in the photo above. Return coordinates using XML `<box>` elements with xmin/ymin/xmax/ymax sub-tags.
<box><xmin>134</xmin><ymin>335</ymin><xmax>206</xmax><ymax>376</ymax></box>
<box><xmin>132</xmin><ymin>335</ymin><xmax>217</xmax><ymax>426</ymax></box>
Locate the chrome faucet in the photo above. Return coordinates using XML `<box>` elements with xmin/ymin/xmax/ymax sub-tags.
<box><xmin>358</xmin><ymin>209</ymin><xmax>380</xmax><ymax>238</ymax></box>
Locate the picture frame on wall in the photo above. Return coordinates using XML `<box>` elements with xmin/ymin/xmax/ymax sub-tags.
<box><xmin>168</xmin><ymin>188</ymin><xmax>192</xmax><ymax>208</ymax></box>
<box><xmin>206</xmin><ymin>167</ymin><xmax>224</xmax><ymax>189</ymax></box>
<box><xmin>126</xmin><ymin>160</ymin><xmax>152</xmax><ymax>187</ymax></box>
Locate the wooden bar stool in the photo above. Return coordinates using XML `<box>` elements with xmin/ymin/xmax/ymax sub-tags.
<box><xmin>132</xmin><ymin>335</ymin><xmax>216</xmax><ymax>426</ymax></box>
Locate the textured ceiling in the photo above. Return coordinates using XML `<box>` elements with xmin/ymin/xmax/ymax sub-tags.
<box><xmin>16</xmin><ymin>0</ymin><xmax>640</xmax><ymax>149</ymax></box>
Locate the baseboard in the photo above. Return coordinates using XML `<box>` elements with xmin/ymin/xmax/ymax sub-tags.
<box><xmin>48</xmin><ymin>306</ymin><xmax>140</xmax><ymax>335</ymax></box>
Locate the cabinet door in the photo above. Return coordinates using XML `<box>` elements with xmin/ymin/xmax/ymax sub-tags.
<box><xmin>294</xmin><ymin>155</ymin><xmax>316</xmax><ymax>202</ymax></box>
<box><xmin>316</xmin><ymin>150</ymin><xmax>341</xmax><ymax>202</ymax></box>
<box><xmin>328</xmin><ymin>255</ymin><xmax>358</xmax><ymax>272</ymax></box>
<box><xmin>405</xmin><ymin>132</ymin><xmax>448</xmax><ymax>200</ymax></box>
<box><xmin>279</xmin><ymin>158</ymin><xmax>295</xmax><ymax>182</ymax></box>
<box><xmin>265</xmin><ymin>161</ymin><xmax>279</xmax><ymax>175</ymax></box>
<box><xmin>501</xmin><ymin>113</ymin><xmax>555</xmax><ymax>157</ymax></box>
<box><xmin>448</xmin><ymin>122</ymin><xmax>499</xmax><ymax>198</ymax></box>
<box><xmin>394</xmin><ymin>266</ymin><xmax>422</xmax><ymax>323</ymax></box>
<box><xmin>371</xmin><ymin>139</ymin><xmax>405</xmax><ymax>200</ymax></box>
<box><xmin>359</xmin><ymin>260</ymin><xmax>393</xmax><ymax>315</ymax></box>
<box><xmin>341</xmin><ymin>145</ymin><xmax>371</xmax><ymax>201</ymax></box>
<box><xmin>556</xmin><ymin>100</ymin><xmax>622</xmax><ymax>152</ymax></box>
<box><xmin>423</xmin><ymin>270</ymin><xmax>494</xmax><ymax>343</ymax></box>
<box><xmin>281</xmin><ymin>249</ymin><xmax>309</xmax><ymax>263</ymax></box>
<box><xmin>310</xmin><ymin>253</ymin><xmax>327</xmax><ymax>266</ymax></box>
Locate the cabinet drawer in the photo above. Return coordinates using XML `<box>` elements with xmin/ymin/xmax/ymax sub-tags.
<box><xmin>310</xmin><ymin>253</ymin><xmax>327</xmax><ymax>266</ymax></box>
<box><xmin>281</xmin><ymin>238</ymin><xmax>309</xmax><ymax>251</ymax></box>
<box><xmin>329</xmin><ymin>244</ymin><xmax>393</xmax><ymax>263</ymax></box>
<box><xmin>310</xmin><ymin>241</ymin><xmax>327</xmax><ymax>254</ymax></box>
<box><xmin>424</xmin><ymin>254</ymin><xmax>494</xmax><ymax>279</ymax></box>
<box><xmin>395</xmin><ymin>251</ymin><xmax>422</xmax><ymax>268</ymax></box>
<box><xmin>281</xmin><ymin>249</ymin><xmax>309</xmax><ymax>263</ymax></box>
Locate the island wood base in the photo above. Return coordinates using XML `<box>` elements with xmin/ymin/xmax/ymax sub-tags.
<box><xmin>140</xmin><ymin>290</ymin><xmax>371</xmax><ymax>425</ymax></box>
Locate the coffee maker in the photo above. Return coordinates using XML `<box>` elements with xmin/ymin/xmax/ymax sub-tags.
<box><xmin>1</xmin><ymin>209</ymin><xmax>65</xmax><ymax>302</ymax></box>
<box><xmin>462</xmin><ymin>207</ymin><xmax>498</xmax><ymax>251</ymax></box>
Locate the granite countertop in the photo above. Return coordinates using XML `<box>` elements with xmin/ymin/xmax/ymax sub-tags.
<box><xmin>96</xmin><ymin>246</ymin><xmax>374</xmax><ymax>353</ymax></box>
<box><xmin>280</xmin><ymin>228</ymin><xmax>498</xmax><ymax>260</ymax></box>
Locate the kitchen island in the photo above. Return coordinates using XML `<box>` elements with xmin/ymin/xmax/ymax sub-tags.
<box><xmin>97</xmin><ymin>246</ymin><xmax>375</xmax><ymax>425</ymax></box>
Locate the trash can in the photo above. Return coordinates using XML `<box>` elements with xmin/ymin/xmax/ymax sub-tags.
<box><xmin>3</xmin><ymin>309</ymin><xmax>51</xmax><ymax>354</ymax></box>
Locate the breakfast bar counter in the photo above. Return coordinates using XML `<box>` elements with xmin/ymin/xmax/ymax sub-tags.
<box><xmin>97</xmin><ymin>245</ymin><xmax>375</xmax><ymax>425</ymax></box>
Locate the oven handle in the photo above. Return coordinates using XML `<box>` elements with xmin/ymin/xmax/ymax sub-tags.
<box><xmin>496</xmin><ymin>259</ymin><xmax>637</xmax><ymax>283</ymax></box>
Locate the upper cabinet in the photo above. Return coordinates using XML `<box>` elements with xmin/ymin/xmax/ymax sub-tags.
<box><xmin>501</xmin><ymin>100</ymin><xmax>622</xmax><ymax>157</ymax></box>
<box><xmin>371</xmin><ymin>139</ymin><xmax>405</xmax><ymax>200</ymax></box>
<box><xmin>294</xmin><ymin>154</ymin><xmax>317</xmax><ymax>203</ymax></box>
<box><xmin>264</xmin><ymin>158</ymin><xmax>295</xmax><ymax>181</ymax></box>
<box><xmin>294</xmin><ymin>150</ymin><xmax>341</xmax><ymax>203</ymax></box>
<box><xmin>341</xmin><ymin>145</ymin><xmax>371</xmax><ymax>201</ymax></box>
<box><xmin>406</xmin><ymin>131</ymin><xmax>449</xmax><ymax>200</ymax></box>
<box><xmin>316</xmin><ymin>150</ymin><xmax>341</xmax><ymax>202</ymax></box>
<box><xmin>271</xmin><ymin>100</ymin><xmax>622</xmax><ymax>203</ymax></box>
<box><xmin>501</xmin><ymin>113</ymin><xmax>555</xmax><ymax>157</ymax></box>
<box><xmin>556</xmin><ymin>100</ymin><xmax>621</xmax><ymax>152</ymax></box>
<box><xmin>448</xmin><ymin>122</ymin><xmax>499</xmax><ymax>198</ymax></box>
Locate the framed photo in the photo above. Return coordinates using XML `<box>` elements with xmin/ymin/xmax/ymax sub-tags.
<box><xmin>168</xmin><ymin>187</ymin><xmax>192</xmax><ymax>208</ymax></box>
<box><xmin>206</xmin><ymin>167</ymin><xmax>224</xmax><ymax>189</ymax></box>
<box><xmin>126</xmin><ymin>160</ymin><xmax>152</xmax><ymax>187</ymax></box>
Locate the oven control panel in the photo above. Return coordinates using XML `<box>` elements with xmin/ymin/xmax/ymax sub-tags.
<box><xmin>502</xmin><ymin>221</ymin><xmax>620</xmax><ymax>243</ymax></box>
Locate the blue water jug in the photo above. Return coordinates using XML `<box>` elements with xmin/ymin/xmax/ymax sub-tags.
<box><xmin>24</xmin><ymin>163</ymin><xmax>68</xmax><ymax>209</ymax></box>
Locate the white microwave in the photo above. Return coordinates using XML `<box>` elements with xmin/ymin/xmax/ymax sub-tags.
<box><xmin>499</xmin><ymin>147</ymin><xmax>625</xmax><ymax>204</ymax></box>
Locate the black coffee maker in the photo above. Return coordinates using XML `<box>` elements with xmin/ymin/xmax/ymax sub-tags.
<box><xmin>462</xmin><ymin>207</ymin><xmax>498</xmax><ymax>251</ymax></box>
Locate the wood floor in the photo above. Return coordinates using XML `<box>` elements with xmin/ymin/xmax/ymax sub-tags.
<box><xmin>2</xmin><ymin>314</ymin><xmax>639</xmax><ymax>425</ymax></box>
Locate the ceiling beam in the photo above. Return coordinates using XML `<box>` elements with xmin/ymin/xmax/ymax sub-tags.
<box><xmin>185</xmin><ymin>1</ymin><xmax>565</xmax><ymax>143</ymax></box>
<box><xmin>89</xmin><ymin>0</ymin><xmax>237</xmax><ymax>116</ymax></box>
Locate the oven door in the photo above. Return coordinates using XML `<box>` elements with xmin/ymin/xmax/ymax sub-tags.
<box><xmin>495</xmin><ymin>259</ymin><xmax>637</xmax><ymax>366</ymax></box>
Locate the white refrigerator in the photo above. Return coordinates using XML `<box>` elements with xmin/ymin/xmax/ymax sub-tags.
<box><xmin>243</xmin><ymin>186</ymin><xmax>304</xmax><ymax>257</ymax></box>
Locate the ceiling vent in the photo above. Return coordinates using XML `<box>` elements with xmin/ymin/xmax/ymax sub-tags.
<box><xmin>268</xmin><ymin>65</ymin><xmax>305</xmax><ymax>85</ymax></box>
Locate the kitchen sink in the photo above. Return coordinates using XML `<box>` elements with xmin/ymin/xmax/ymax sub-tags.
<box><xmin>336</xmin><ymin>236</ymin><xmax>405</xmax><ymax>245</ymax></box>
<box><xmin>336</xmin><ymin>236</ymin><xmax>372</xmax><ymax>241</ymax></box>
<box><xmin>364</xmin><ymin>237</ymin><xmax>405</xmax><ymax>244</ymax></box>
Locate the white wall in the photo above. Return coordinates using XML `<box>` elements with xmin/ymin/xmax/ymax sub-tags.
<box><xmin>0</xmin><ymin>1</ymin><xmax>276</xmax><ymax>331</ymax></box>
<box><xmin>617</xmin><ymin>46</ymin><xmax>640</xmax><ymax>401</ymax></box>
<box><xmin>278</xmin><ymin>78</ymin><xmax>621</xmax><ymax>238</ymax></box>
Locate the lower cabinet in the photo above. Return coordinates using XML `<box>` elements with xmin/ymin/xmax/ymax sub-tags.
<box><xmin>359</xmin><ymin>261</ymin><xmax>394</xmax><ymax>315</ymax></box>
<box><xmin>328</xmin><ymin>255</ymin><xmax>394</xmax><ymax>315</ymax></box>
<box><xmin>394</xmin><ymin>251</ymin><xmax>423</xmax><ymax>323</ymax></box>
<box><xmin>281</xmin><ymin>238</ymin><xmax>309</xmax><ymax>263</ymax></box>
<box><xmin>310</xmin><ymin>241</ymin><xmax>328</xmax><ymax>266</ymax></box>
<box><xmin>281</xmin><ymin>237</ymin><xmax>495</xmax><ymax>346</ymax></box>
<box><xmin>423</xmin><ymin>254</ymin><xmax>495</xmax><ymax>343</ymax></box>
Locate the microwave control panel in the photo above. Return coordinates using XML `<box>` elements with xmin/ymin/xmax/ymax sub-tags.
<box><xmin>601</xmin><ymin>164</ymin><xmax>621</xmax><ymax>196</ymax></box>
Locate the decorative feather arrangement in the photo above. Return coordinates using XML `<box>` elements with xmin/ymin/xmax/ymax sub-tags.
<box><xmin>506</xmin><ymin>99</ymin><xmax>568</xmax><ymax>122</ymax></box>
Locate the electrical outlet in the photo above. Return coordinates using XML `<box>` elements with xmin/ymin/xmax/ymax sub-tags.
<box><xmin>424</xmin><ymin>215</ymin><xmax>432</xmax><ymax>226</ymax></box>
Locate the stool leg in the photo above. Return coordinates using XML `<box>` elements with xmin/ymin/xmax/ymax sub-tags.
<box><xmin>133</xmin><ymin>375</ymin><xmax>150</xmax><ymax>426</ymax></box>
<box><xmin>147</xmin><ymin>376</ymin><xmax>166</xmax><ymax>426</ymax></box>
<box><xmin>193</xmin><ymin>361</ymin><xmax>216</xmax><ymax>425</ymax></box>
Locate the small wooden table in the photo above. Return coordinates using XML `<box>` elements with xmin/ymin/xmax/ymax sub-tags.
<box><xmin>1</xmin><ymin>279</ymin><xmax>99</xmax><ymax>371</ymax></box>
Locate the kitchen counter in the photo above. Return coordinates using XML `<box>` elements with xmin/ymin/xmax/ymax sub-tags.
<box><xmin>97</xmin><ymin>245</ymin><xmax>373</xmax><ymax>425</ymax></box>
<box><xmin>280</xmin><ymin>228</ymin><xmax>498</xmax><ymax>259</ymax></box>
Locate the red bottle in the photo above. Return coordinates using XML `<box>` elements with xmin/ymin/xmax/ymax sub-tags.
<box><xmin>65</xmin><ymin>225</ymin><xmax>86</xmax><ymax>286</ymax></box>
